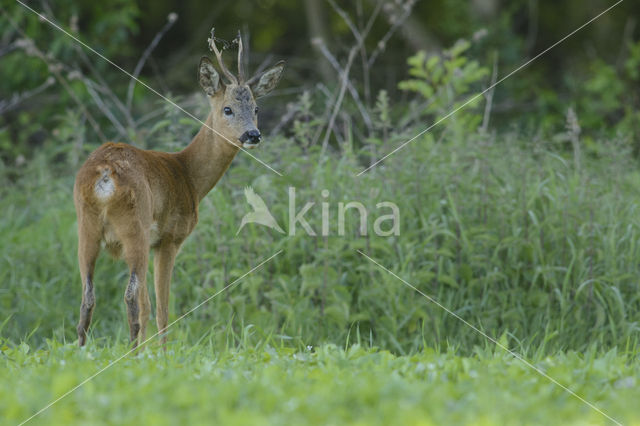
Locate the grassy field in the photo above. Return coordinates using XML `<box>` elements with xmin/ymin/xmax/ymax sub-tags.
<box><xmin>3</xmin><ymin>1</ymin><xmax>640</xmax><ymax>424</ymax></box>
<box><xmin>2</xmin><ymin>341</ymin><xmax>638</xmax><ymax>425</ymax></box>
<box><xmin>2</xmin><ymin>116</ymin><xmax>640</xmax><ymax>425</ymax></box>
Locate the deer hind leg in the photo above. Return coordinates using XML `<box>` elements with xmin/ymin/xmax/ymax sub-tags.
<box><xmin>76</xmin><ymin>215</ymin><xmax>101</xmax><ymax>347</ymax></box>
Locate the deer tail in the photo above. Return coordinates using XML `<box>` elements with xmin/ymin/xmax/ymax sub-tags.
<box><xmin>93</xmin><ymin>165</ymin><xmax>116</xmax><ymax>201</ymax></box>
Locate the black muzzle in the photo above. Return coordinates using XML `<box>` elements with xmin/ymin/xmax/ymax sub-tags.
<box><xmin>240</xmin><ymin>129</ymin><xmax>261</xmax><ymax>145</ymax></box>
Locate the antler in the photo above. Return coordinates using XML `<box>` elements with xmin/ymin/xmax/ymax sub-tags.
<box><xmin>236</xmin><ymin>30</ymin><xmax>245</xmax><ymax>84</ymax></box>
<box><xmin>207</xmin><ymin>28</ymin><xmax>238</xmax><ymax>85</ymax></box>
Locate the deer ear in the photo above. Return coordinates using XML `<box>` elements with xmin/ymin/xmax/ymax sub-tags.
<box><xmin>250</xmin><ymin>61</ymin><xmax>285</xmax><ymax>99</ymax></box>
<box><xmin>198</xmin><ymin>56</ymin><xmax>221</xmax><ymax>96</ymax></box>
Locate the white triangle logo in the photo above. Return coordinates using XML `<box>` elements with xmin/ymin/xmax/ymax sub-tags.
<box><xmin>236</xmin><ymin>187</ymin><xmax>285</xmax><ymax>235</ymax></box>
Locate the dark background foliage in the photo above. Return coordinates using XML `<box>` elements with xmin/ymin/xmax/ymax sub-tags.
<box><xmin>1</xmin><ymin>0</ymin><xmax>639</xmax><ymax>165</ymax></box>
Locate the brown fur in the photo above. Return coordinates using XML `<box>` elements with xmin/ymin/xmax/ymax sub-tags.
<box><xmin>73</xmin><ymin>50</ymin><xmax>284</xmax><ymax>348</ymax></box>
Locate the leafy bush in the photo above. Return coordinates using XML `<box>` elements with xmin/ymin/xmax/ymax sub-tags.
<box><xmin>570</xmin><ymin>40</ymin><xmax>640</xmax><ymax>154</ymax></box>
<box><xmin>398</xmin><ymin>39</ymin><xmax>489</xmax><ymax>135</ymax></box>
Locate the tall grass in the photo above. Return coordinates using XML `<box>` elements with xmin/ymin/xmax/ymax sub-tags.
<box><xmin>2</xmin><ymin>108</ymin><xmax>639</xmax><ymax>357</ymax></box>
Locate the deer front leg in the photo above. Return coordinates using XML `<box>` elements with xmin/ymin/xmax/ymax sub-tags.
<box><xmin>117</xmin><ymin>221</ymin><xmax>150</xmax><ymax>349</ymax></box>
<box><xmin>154</xmin><ymin>243</ymin><xmax>178</xmax><ymax>346</ymax></box>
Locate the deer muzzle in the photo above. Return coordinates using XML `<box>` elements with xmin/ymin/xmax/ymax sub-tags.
<box><xmin>239</xmin><ymin>129</ymin><xmax>261</xmax><ymax>148</ymax></box>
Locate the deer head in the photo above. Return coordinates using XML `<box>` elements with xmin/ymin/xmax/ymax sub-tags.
<box><xmin>198</xmin><ymin>29</ymin><xmax>285</xmax><ymax>149</ymax></box>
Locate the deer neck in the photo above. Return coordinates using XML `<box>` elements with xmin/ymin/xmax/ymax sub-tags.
<box><xmin>179</xmin><ymin>112</ymin><xmax>240</xmax><ymax>201</ymax></box>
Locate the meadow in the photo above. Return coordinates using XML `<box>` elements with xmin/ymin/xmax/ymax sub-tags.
<box><xmin>2</xmin><ymin>2</ymin><xmax>640</xmax><ymax>424</ymax></box>
<box><xmin>1</xmin><ymin>342</ymin><xmax>638</xmax><ymax>425</ymax></box>
<box><xmin>2</xmin><ymin>115</ymin><xmax>640</xmax><ymax>424</ymax></box>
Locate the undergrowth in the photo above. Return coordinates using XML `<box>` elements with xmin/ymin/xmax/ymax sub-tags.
<box><xmin>2</xmin><ymin>108</ymin><xmax>639</xmax><ymax>356</ymax></box>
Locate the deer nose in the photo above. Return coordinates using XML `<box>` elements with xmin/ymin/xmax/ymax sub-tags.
<box><xmin>240</xmin><ymin>129</ymin><xmax>261</xmax><ymax>145</ymax></box>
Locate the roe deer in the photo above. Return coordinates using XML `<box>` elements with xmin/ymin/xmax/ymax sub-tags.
<box><xmin>73</xmin><ymin>30</ymin><xmax>285</xmax><ymax>347</ymax></box>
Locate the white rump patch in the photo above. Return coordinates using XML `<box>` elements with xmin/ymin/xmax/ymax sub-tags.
<box><xmin>94</xmin><ymin>170</ymin><xmax>115</xmax><ymax>201</ymax></box>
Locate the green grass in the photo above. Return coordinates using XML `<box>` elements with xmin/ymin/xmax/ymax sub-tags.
<box><xmin>1</xmin><ymin>342</ymin><xmax>638</xmax><ymax>425</ymax></box>
<box><xmin>2</xmin><ymin>116</ymin><xmax>640</xmax><ymax>424</ymax></box>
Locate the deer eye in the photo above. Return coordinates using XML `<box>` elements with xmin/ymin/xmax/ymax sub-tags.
<box><xmin>223</xmin><ymin>107</ymin><xmax>233</xmax><ymax>116</ymax></box>
<box><xmin>254</xmin><ymin>107</ymin><xmax>259</xmax><ymax>115</ymax></box>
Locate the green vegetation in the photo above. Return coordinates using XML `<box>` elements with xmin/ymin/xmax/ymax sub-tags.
<box><xmin>2</xmin><ymin>1</ymin><xmax>640</xmax><ymax>424</ymax></box>
<box><xmin>2</xmin><ymin>111</ymin><xmax>640</xmax><ymax>423</ymax></box>
<box><xmin>2</xmin><ymin>343</ymin><xmax>638</xmax><ymax>425</ymax></box>
<box><xmin>3</xmin><ymin>99</ymin><xmax>640</xmax><ymax>354</ymax></box>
